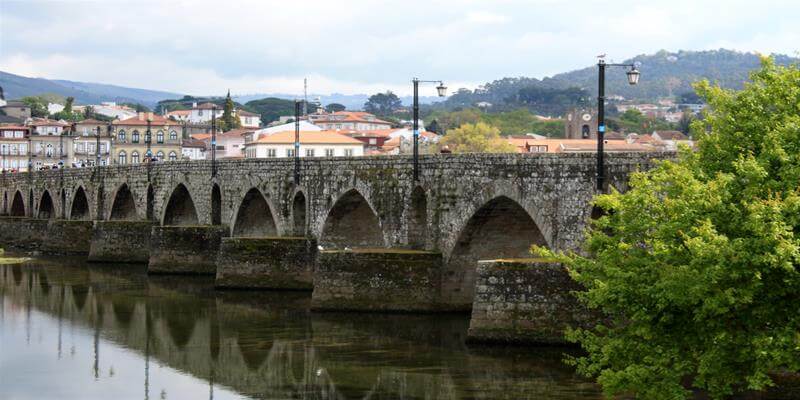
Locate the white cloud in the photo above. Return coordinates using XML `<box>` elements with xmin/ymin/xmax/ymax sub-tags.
<box><xmin>0</xmin><ymin>0</ymin><xmax>798</xmax><ymax>96</ymax></box>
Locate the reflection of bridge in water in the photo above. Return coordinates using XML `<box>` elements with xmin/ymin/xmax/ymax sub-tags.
<box><xmin>0</xmin><ymin>259</ymin><xmax>601</xmax><ymax>399</ymax></box>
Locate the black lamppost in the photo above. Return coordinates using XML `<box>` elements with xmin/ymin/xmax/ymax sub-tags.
<box><xmin>96</xmin><ymin>126</ymin><xmax>103</xmax><ymax>167</ymax></box>
<box><xmin>412</xmin><ymin>78</ymin><xmax>447</xmax><ymax>181</ymax></box>
<box><xmin>211</xmin><ymin>105</ymin><xmax>217</xmax><ymax>177</ymax></box>
<box><xmin>145</xmin><ymin>117</ymin><xmax>153</xmax><ymax>162</ymax></box>
<box><xmin>294</xmin><ymin>100</ymin><xmax>301</xmax><ymax>185</ymax></box>
<box><xmin>103</xmin><ymin>124</ymin><xmax>112</xmax><ymax>166</ymax></box>
<box><xmin>596</xmin><ymin>57</ymin><xmax>640</xmax><ymax>190</ymax></box>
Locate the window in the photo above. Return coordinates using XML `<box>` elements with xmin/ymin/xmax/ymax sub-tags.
<box><xmin>267</xmin><ymin>148</ymin><xmax>276</xmax><ymax>158</ymax></box>
<box><xmin>369</xmin><ymin>138</ymin><xmax>377</xmax><ymax>145</ymax></box>
<box><xmin>132</xmin><ymin>130</ymin><xmax>140</xmax><ymax>143</ymax></box>
<box><xmin>156</xmin><ymin>130</ymin><xmax>164</xmax><ymax>144</ymax></box>
<box><xmin>287</xmin><ymin>149</ymin><xmax>294</xmax><ymax>157</ymax></box>
<box><xmin>118</xmin><ymin>130</ymin><xmax>126</xmax><ymax>142</ymax></box>
<box><xmin>131</xmin><ymin>151</ymin><xmax>140</xmax><ymax>164</ymax></box>
<box><xmin>344</xmin><ymin>149</ymin><xmax>354</xmax><ymax>156</ymax></box>
<box><xmin>100</xmin><ymin>143</ymin><xmax>106</xmax><ymax>153</ymax></box>
<box><xmin>45</xmin><ymin>144</ymin><xmax>53</xmax><ymax>157</ymax></box>
<box><xmin>118</xmin><ymin>151</ymin><xmax>127</xmax><ymax>165</ymax></box>
<box><xmin>305</xmin><ymin>148</ymin><xmax>315</xmax><ymax>157</ymax></box>
<box><xmin>169</xmin><ymin>130</ymin><xmax>177</xmax><ymax>140</ymax></box>
<box><xmin>156</xmin><ymin>151</ymin><xmax>164</xmax><ymax>161</ymax></box>
<box><xmin>168</xmin><ymin>151</ymin><xmax>177</xmax><ymax>161</ymax></box>
<box><xmin>325</xmin><ymin>148</ymin><xmax>334</xmax><ymax>157</ymax></box>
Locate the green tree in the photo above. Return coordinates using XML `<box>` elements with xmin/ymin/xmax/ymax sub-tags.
<box><xmin>325</xmin><ymin>103</ymin><xmax>346</xmax><ymax>113</ymax></box>
<box><xmin>63</xmin><ymin>96</ymin><xmax>74</xmax><ymax>114</ymax></box>
<box><xmin>536</xmin><ymin>58</ymin><xmax>800</xmax><ymax>399</ymax></box>
<box><xmin>20</xmin><ymin>96</ymin><xmax>48</xmax><ymax>117</ymax></box>
<box><xmin>221</xmin><ymin>90</ymin><xmax>240</xmax><ymax>131</ymax></box>
<box><xmin>437</xmin><ymin>122</ymin><xmax>515</xmax><ymax>153</ymax></box>
<box><xmin>364</xmin><ymin>91</ymin><xmax>401</xmax><ymax>116</ymax></box>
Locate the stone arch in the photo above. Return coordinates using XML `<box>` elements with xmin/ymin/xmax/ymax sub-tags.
<box><xmin>320</xmin><ymin>189</ymin><xmax>384</xmax><ymax>248</ymax></box>
<box><xmin>109</xmin><ymin>184</ymin><xmax>137</xmax><ymax>220</ymax></box>
<box><xmin>146</xmin><ymin>184</ymin><xmax>155</xmax><ymax>221</ymax></box>
<box><xmin>38</xmin><ymin>190</ymin><xmax>55</xmax><ymax>219</ymax></box>
<box><xmin>10</xmin><ymin>190</ymin><xmax>25</xmax><ymax>216</ymax></box>
<box><xmin>444</xmin><ymin>196</ymin><xmax>549</xmax><ymax>310</ymax></box>
<box><xmin>211</xmin><ymin>184</ymin><xmax>221</xmax><ymax>225</ymax></box>
<box><xmin>162</xmin><ymin>183</ymin><xmax>198</xmax><ymax>226</ymax></box>
<box><xmin>292</xmin><ymin>190</ymin><xmax>306</xmax><ymax>236</ymax></box>
<box><xmin>60</xmin><ymin>188</ymin><xmax>66</xmax><ymax>219</ymax></box>
<box><xmin>407</xmin><ymin>186</ymin><xmax>428</xmax><ymax>249</ymax></box>
<box><xmin>232</xmin><ymin>188</ymin><xmax>278</xmax><ymax>237</ymax></box>
<box><xmin>70</xmin><ymin>186</ymin><xmax>90</xmax><ymax>220</ymax></box>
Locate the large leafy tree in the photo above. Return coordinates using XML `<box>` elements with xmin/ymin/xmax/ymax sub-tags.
<box><xmin>20</xmin><ymin>96</ymin><xmax>48</xmax><ymax>117</ymax></box>
<box><xmin>363</xmin><ymin>91</ymin><xmax>401</xmax><ymax>116</ymax></box>
<box><xmin>437</xmin><ymin>122</ymin><xmax>515</xmax><ymax>153</ymax></box>
<box><xmin>537</xmin><ymin>58</ymin><xmax>800</xmax><ymax>399</ymax></box>
<box><xmin>221</xmin><ymin>90</ymin><xmax>241</xmax><ymax>132</ymax></box>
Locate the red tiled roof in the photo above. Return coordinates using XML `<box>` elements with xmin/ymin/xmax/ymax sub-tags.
<box><xmin>252</xmin><ymin>130</ymin><xmax>364</xmax><ymax>145</ymax></box>
<box><xmin>114</xmin><ymin>113</ymin><xmax>181</xmax><ymax>126</ymax></box>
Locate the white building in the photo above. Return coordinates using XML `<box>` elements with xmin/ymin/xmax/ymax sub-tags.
<box><xmin>238</xmin><ymin>110</ymin><xmax>261</xmax><ymax>128</ymax></box>
<box><xmin>90</xmin><ymin>102</ymin><xmax>138</xmax><ymax>120</ymax></box>
<box><xmin>309</xmin><ymin>111</ymin><xmax>392</xmax><ymax>131</ymax></box>
<box><xmin>188</xmin><ymin>102</ymin><xmax>224</xmax><ymax>124</ymax></box>
<box><xmin>253</xmin><ymin>121</ymin><xmax>321</xmax><ymax>139</ymax></box>
<box><xmin>181</xmin><ymin>138</ymin><xmax>206</xmax><ymax>160</ymax></box>
<box><xmin>244</xmin><ymin>130</ymin><xmax>364</xmax><ymax>159</ymax></box>
<box><xmin>47</xmin><ymin>103</ymin><xmax>64</xmax><ymax>115</ymax></box>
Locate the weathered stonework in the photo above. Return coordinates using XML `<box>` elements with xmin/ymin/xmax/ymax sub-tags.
<box><xmin>467</xmin><ymin>259</ymin><xmax>594</xmax><ymax>345</ymax></box>
<box><xmin>216</xmin><ymin>237</ymin><xmax>315</xmax><ymax>289</ymax></box>
<box><xmin>312</xmin><ymin>249</ymin><xmax>444</xmax><ymax>312</ymax></box>
<box><xmin>0</xmin><ymin>217</ymin><xmax>49</xmax><ymax>250</ymax></box>
<box><xmin>88</xmin><ymin>220</ymin><xmax>154</xmax><ymax>263</ymax></box>
<box><xmin>148</xmin><ymin>226</ymin><xmax>227</xmax><ymax>274</ymax></box>
<box><xmin>40</xmin><ymin>220</ymin><xmax>94</xmax><ymax>255</ymax></box>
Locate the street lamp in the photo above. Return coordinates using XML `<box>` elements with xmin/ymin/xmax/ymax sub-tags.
<box><xmin>145</xmin><ymin>116</ymin><xmax>153</xmax><ymax>161</ymax></box>
<box><xmin>596</xmin><ymin>56</ymin><xmax>640</xmax><ymax>190</ymax></box>
<box><xmin>412</xmin><ymin>78</ymin><xmax>447</xmax><ymax>181</ymax></box>
<box><xmin>96</xmin><ymin>126</ymin><xmax>103</xmax><ymax>167</ymax></box>
<box><xmin>294</xmin><ymin>100</ymin><xmax>301</xmax><ymax>185</ymax></box>
<box><xmin>211</xmin><ymin>105</ymin><xmax>217</xmax><ymax>177</ymax></box>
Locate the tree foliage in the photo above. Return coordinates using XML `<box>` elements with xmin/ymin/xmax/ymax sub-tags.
<box><xmin>426</xmin><ymin>108</ymin><xmax>566</xmax><ymax>137</ymax></box>
<box><xmin>437</xmin><ymin>122</ymin><xmax>515</xmax><ymax>153</ymax></box>
<box><xmin>325</xmin><ymin>103</ymin><xmax>346</xmax><ymax>113</ymax></box>
<box><xmin>364</xmin><ymin>91</ymin><xmax>401</xmax><ymax>116</ymax></box>
<box><xmin>535</xmin><ymin>58</ymin><xmax>800</xmax><ymax>399</ymax></box>
<box><xmin>244</xmin><ymin>97</ymin><xmax>308</xmax><ymax>124</ymax></box>
<box><xmin>221</xmin><ymin>91</ymin><xmax>241</xmax><ymax>131</ymax></box>
<box><xmin>20</xmin><ymin>96</ymin><xmax>49</xmax><ymax>118</ymax></box>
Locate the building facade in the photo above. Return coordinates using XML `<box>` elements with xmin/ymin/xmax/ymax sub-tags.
<box><xmin>237</xmin><ymin>110</ymin><xmax>261</xmax><ymax>128</ymax></box>
<box><xmin>244</xmin><ymin>130</ymin><xmax>364</xmax><ymax>158</ymax></box>
<box><xmin>112</xmin><ymin>113</ymin><xmax>182</xmax><ymax>164</ymax></box>
<box><xmin>28</xmin><ymin>119</ymin><xmax>73</xmax><ymax>169</ymax></box>
<box><xmin>73</xmin><ymin>119</ymin><xmax>113</xmax><ymax>167</ymax></box>
<box><xmin>564</xmin><ymin>109</ymin><xmax>598</xmax><ymax>139</ymax></box>
<box><xmin>309</xmin><ymin>111</ymin><xmax>392</xmax><ymax>131</ymax></box>
<box><xmin>0</xmin><ymin>125</ymin><xmax>30</xmax><ymax>172</ymax></box>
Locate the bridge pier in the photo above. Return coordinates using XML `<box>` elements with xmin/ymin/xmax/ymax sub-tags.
<box><xmin>148</xmin><ymin>226</ymin><xmax>227</xmax><ymax>274</ymax></box>
<box><xmin>88</xmin><ymin>220</ymin><xmax>154</xmax><ymax>263</ymax></box>
<box><xmin>41</xmin><ymin>220</ymin><xmax>94</xmax><ymax>255</ymax></box>
<box><xmin>311</xmin><ymin>249</ymin><xmax>446</xmax><ymax>312</ymax></box>
<box><xmin>0</xmin><ymin>217</ymin><xmax>49</xmax><ymax>250</ymax></box>
<box><xmin>466</xmin><ymin>259</ymin><xmax>594</xmax><ymax>345</ymax></box>
<box><xmin>215</xmin><ymin>237</ymin><xmax>316</xmax><ymax>290</ymax></box>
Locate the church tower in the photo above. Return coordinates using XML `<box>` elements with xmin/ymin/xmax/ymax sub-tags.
<box><xmin>564</xmin><ymin>108</ymin><xmax>598</xmax><ymax>139</ymax></box>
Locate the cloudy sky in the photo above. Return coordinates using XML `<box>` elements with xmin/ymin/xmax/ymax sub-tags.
<box><xmin>1</xmin><ymin>0</ymin><xmax>798</xmax><ymax>96</ymax></box>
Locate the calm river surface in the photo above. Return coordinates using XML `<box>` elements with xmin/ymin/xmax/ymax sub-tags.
<box><xmin>0</xmin><ymin>256</ymin><xmax>601</xmax><ymax>400</ymax></box>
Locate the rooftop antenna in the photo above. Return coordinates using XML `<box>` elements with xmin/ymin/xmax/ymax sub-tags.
<box><xmin>303</xmin><ymin>78</ymin><xmax>308</xmax><ymax>116</ymax></box>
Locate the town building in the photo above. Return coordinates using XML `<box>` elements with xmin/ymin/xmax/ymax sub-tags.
<box><xmin>73</xmin><ymin>119</ymin><xmax>113</xmax><ymax>166</ymax></box>
<box><xmin>188</xmin><ymin>102</ymin><xmax>224</xmax><ymax>124</ymax></box>
<box><xmin>651</xmin><ymin>130</ymin><xmax>691</xmax><ymax>150</ymax></box>
<box><xmin>243</xmin><ymin>130</ymin><xmax>364</xmax><ymax>158</ymax></box>
<box><xmin>238</xmin><ymin>110</ymin><xmax>261</xmax><ymax>128</ymax></box>
<box><xmin>165</xmin><ymin>109</ymin><xmax>191</xmax><ymax>122</ymax></box>
<box><xmin>564</xmin><ymin>109</ymin><xmax>598</xmax><ymax>139</ymax></box>
<box><xmin>181</xmin><ymin>138</ymin><xmax>206</xmax><ymax>160</ymax></box>
<box><xmin>191</xmin><ymin>128</ymin><xmax>256</xmax><ymax>159</ymax></box>
<box><xmin>506</xmin><ymin>138</ymin><xmax>652</xmax><ymax>153</ymax></box>
<box><xmin>112</xmin><ymin>113</ymin><xmax>183</xmax><ymax>164</ymax></box>
<box><xmin>27</xmin><ymin>118</ymin><xmax>73</xmax><ymax>169</ymax></box>
<box><xmin>309</xmin><ymin>111</ymin><xmax>392</xmax><ymax>131</ymax></box>
<box><xmin>0</xmin><ymin>125</ymin><xmax>30</xmax><ymax>172</ymax></box>
<box><xmin>1</xmin><ymin>100</ymin><xmax>32</xmax><ymax>120</ymax></box>
<box><xmin>78</xmin><ymin>102</ymin><xmax>138</xmax><ymax>120</ymax></box>
<box><xmin>384</xmin><ymin>128</ymin><xmax>440</xmax><ymax>155</ymax></box>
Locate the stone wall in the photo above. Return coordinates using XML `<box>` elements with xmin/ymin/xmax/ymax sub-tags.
<box><xmin>148</xmin><ymin>226</ymin><xmax>227</xmax><ymax>274</ymax></box>
<box><xmin>467</xmin><ymin>260</ymin><xmax>595</xmax><ymax>345</ymax></box>
<box><xmin>312</xmin><ymin>249</ymin><xmax>444</xmax><ymax>312</ymax></box>
<box><xmin>40</xmin><ymin>220</ymin><xmax>94</xmax><ymax>255</ymax></box>
<box><xmin>216</xmin><ymin>237</ymin><xmax>315</xmax><ymax>289</ymax></box>
<box><xmin>88</xmin><ymin>221</ymin><xmax>154</xmax><ymax>263</ymax></box>
<box><xmin>0</xmin><ymin>217</ymin><xmax>49</xmax><ymax>250</ymax></box>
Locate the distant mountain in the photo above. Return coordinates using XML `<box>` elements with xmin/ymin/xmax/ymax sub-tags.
<box><xmin>439</xmin><ymin>49</ymin><xmax>800</xmax><ymax>114</ymax></box>
<box><xmin>0</xmin><ymin>71</ymin><xmax>183</xmax><ymax>107</ymax></box>
<box><xmin>233</xmin><ymin>93</ymin><xmax>442</xmax><ymax>111</ymax></box>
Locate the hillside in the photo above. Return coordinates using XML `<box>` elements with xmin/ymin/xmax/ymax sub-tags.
<box><xmin>0</xmin><ymin>71</ymin><xmax>182</xmax><ymax>107</ymax></box>
<box><xmin>440</xmin><ymin>49</ymin><xmax>800</xmax><ymax>115</ymax></box>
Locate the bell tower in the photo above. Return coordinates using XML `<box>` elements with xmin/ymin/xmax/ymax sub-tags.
<box><xmin>564</xmin><ymin>108</ymin><xmax>598</xmax><ymax>139</ymax></box>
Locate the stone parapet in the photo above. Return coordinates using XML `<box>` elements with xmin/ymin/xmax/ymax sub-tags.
<box><xmin>88</xmin><ymin>220</ymin><xmax>154</xmax><ymax>263</ymax></box>
<box><xmin>467</xmin><ymin>259</ymin><xmax>593</xmax><ymax>345</ymax></box>
<box><xmin>215</xmin><ymin>237</ymin><xmax>315</xmax><ymax>289</ymax></box>
<box><xmin>148</xmin><ymin>225</ymin><xmax>227</xmax><ymax>274</ymax></box>
<box><xmin>312</xmin><ymin>249</ymin><xmax>444</xmax><ymax>312</ymax></box>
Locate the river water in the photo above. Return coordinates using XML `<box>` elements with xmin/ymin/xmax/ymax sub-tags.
<box><xmin>0</xmin><ymin>257</ymin><xmax>601</xmax><ymax>400</ymax></box>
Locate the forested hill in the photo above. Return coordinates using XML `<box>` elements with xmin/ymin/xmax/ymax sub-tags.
<box><xmin>440</xmin><ymin>49</ymin><xmax>799</xmax><ymax>115</ymax></box>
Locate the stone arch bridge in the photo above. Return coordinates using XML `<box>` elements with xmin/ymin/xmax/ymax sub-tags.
<box><xmin>0</xmin><ymin>153</ymin><xmax>668</xmax><ymax>342</ymax></box>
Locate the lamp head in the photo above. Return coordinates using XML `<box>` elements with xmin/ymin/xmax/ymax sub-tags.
<box><xmin>436</xmin><ymin>82</ymin><xmax>447</xmax><ymax>97</ymax></box>
<box><xmin>626</xmin><ymin>67</ymin><xmax>640</xmax><ymax>85</ymax></box>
